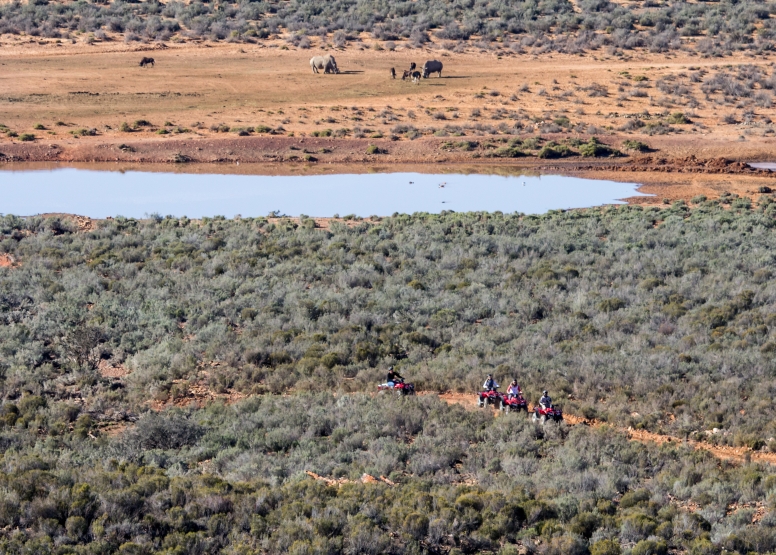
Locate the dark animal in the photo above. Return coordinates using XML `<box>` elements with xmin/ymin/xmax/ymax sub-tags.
<box><xmin>411</xmin><ymin>71</ymin><xmax>421</xmax><ymax>84</ymax></box>
<box><xmin>139</xmin><ymin>57</ymin><xmax>155</xmax><ymax>68</ymax></box>
<box><xmin>422</xmin><ymin>60</ymin><xmax>443</xmax><ymax>78</ymax></box>
<box><xmin>390</xmin><ymin>67</ymin><xmax>396</xmax><ymax>79</ymax></box>
<box><xmin>401</xmin><ymin>70</ymin><xmax>411</xmax><ymax>81</ymax></box>
<box><xmin>409</xmin><ymin>62</ymin><xmax>416</xmax><ymax>71</ymax></box>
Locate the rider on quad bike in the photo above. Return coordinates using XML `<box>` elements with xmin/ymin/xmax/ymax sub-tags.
<box><xmin>386</xmin><ymin>366</ymin><xmax>403</xmax><ymax>387</ymax></box>
<box><xmin>378</xmin><ymin>367</ymin><xmax>415</xmax><ymax>396</ymax></box>
<box><xmin>506</xmin><ymin>380</ymin><xmax>522</xmax><ymax>399</ymax></box>
<box><xmin>533</xmin><ymin>390</ymin><xmax>563</xmax><ymax>423</ymax></box>
<box><xmin>501</xmin><ymin>379</ymin><xmax>527</xmax><ymax>413</ymax></box>
<box><xmin>539</xmin><ymin>390</ymin><xmax>552</xmax><ymax>409</ymax></box>
<box><xmin>483</xmin><ymin>374</ymin><xmax>499</xmax><ymax>391</ymax></box>
<box><xmin>478</xmin><ymin>374</ymin><xmax>502</xmax><ymax>408</ymax></box>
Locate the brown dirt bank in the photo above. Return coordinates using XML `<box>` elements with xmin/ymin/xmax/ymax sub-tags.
<box><xmin>4</xmin><ymin>135</ymin><xmax>776</xmax><ymax>205</ymax></box>
<box><xmin>2</xmin><ymin>134</ymin><xmax>776</xmax><ymax>168</ymax></box>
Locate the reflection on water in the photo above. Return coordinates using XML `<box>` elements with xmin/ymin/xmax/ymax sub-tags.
<box><xmin>1</xmin><ymin>167</ymin><xmax>649</xmax><ymax>218</ymax></box>
<box><xmin>749</xmin><ymin>163</ymin><xmax>776</xmax><ymax>171</ymax></box>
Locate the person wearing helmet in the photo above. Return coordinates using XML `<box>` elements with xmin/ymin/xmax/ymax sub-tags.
<box><xmin>506</xmin><ymin>380</ymin><xmax>522</xmax><ymax>399</ymax></box>
<box><xmin>482</xmin><ymin>373</ymin><xmax>499</xmax><ymax>391</ymax></box>
<box><xmin>540</xmin><ymin>390</ymin><xmax>552</xmax><ymax>409</ymax></box>
<box><xmin>386</xmin><ymin>366</ymin><xmax>404</xmax><ymax>388</ymax></box>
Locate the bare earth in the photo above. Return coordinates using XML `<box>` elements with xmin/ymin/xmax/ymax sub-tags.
<box><xmin>2</xmin><ymin>41</ymin><xmax>776</xmax><ymax>201</ymax></box>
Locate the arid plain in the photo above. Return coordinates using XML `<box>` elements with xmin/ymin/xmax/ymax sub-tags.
<box><xmin>3</xmin><ymin>38</ymin><xmax>776</xmax><ymax>202</ymax></box>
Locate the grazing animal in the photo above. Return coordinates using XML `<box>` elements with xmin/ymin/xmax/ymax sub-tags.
<box><xmin>139</xmin><ymin>57</ymin><xmax>155</xmax><ymax>67</ymax></box>
<box><xmin>411</xmin><ymin>71</ymin><xmax>421</xmax><ymax>84</ymax></box>
<box><xmin>409</xmin><ymin>62</ymin><xmax>416</xmax><ymax>71</ymax></box>
<box><xmin>422</xmin><ymin>59</ymin><xmax>443</xmax><ymax>78</ymax></box>
<box><xmin>310</xmin><ymin>55</ymin><xmax>339</xmax><ymax>74</ymax></box>
<box><xmin>390</xmin><ymin>67</ymin><xmax>396</xmax><ymax>79</ymax></box>
<box><xmin>401</xmin><ymin>70</ymin><xmax>411</xmax><ymax>81</ymax></box>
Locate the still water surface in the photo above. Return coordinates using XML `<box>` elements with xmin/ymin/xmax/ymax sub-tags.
<box><xmin>1</xmin><ymin>167</ymin><xmax>649</xmax><ymax>218</ymax></box>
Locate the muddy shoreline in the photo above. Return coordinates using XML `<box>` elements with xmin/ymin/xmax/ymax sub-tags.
<box><xmin>3</xmin><ymin>135</ymin><xmax>776</xmax><ymax>206</ymax></box>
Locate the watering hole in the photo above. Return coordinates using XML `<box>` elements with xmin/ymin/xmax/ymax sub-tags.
<box><xmin>1</xmin><ymin>166</ymin><xmax>650</xmax><ymax>218</ymax></box>
<box><xmin>749</xmin><ymin>162</ymin><xmax>776</xmax><ymax>171</ymax></box>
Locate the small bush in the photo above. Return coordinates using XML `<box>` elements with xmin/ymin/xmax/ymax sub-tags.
<box><xmin>666</xmin><ymin>112</ymin><xmax>690</xmax><ymax>124</ymax></box>
<box><xmin>33</xmin><ymin>123</ymin><xmax>45</xmax><ymax>130</ymax></box>
<box><xmin>579</xmin><ymin>137</ymin><xmax>620</xmax><ymax>157</ymax></box>
<box><xmin>70</xmin><ymin>128</ymin><xmax>97</xmax><ymax>137</ymax></box>
<box><xmin>622</xmin><ymin>140</ymin><xmax>652</xmax><ymax>152</ymax></box>
<box><xmin>537</xmin><ymin>144</ymin><xmax>574</xmax><ymax>158</ymax></box>
<box><xmin>599</xmin><ymin>297</ymin><xmax>626</xmax><ymax>312</ymax></box>
<box><xmin>631</xmin><ymin>539</ymin><xmax>667</xmax><ymax>555</ymax></box>
<box><xmin>485</xmin><ymin>146</ymin><xmax>525</xmax><ymax>158</ymax></box>
<box><xmin>591</xmin><ymin>539</ymin><xmax>621</xmax><ymax>555</ymax></box>
<box><xmin>18</xmin><ymin>133</ymin><xmax>35</xmax><ymax>142</ymax></box>
<box><xmin>255</xmin><ymin>125</ymin><xmax>273</xmax><ymax>133</ymax></box>
<box><xmin>366</xmin><ymin>144</ymin><xmax>384</xmax><ymax>154</ymax></box>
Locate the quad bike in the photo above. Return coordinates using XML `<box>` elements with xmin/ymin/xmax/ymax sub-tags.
<box><xmin>393</xmin><ymin>381</ymin><xmax>415</xmax><ymax>396</ymax></box>
<box><xmin>532</xmin><ymin>404</ymin><xmax>563</xmax><ymax>423</ymax></box>
<box><xmin>501</xmin><ymin>393</ymin><xmax>528</xmax><ymax>413</ymax></box>
<box><xmin>377</xmin><ymin>379</ymin><xmax>416</xmax><ymax>396</ymax></box>
<box><xmin>478</xmin><ymin>389</ymin><xmax>503</xmax><ymax>409</ymax></box>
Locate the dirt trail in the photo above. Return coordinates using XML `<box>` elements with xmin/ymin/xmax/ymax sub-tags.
<box><xmin>434</xmin><ymin>392</ymin><xmax>776</xmax><ymax>465</ymax></box>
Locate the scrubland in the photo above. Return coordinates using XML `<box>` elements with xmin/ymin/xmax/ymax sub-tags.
<box><xmin>2</xmin><ymin>200</ymin><xmax>776</xmax><ymax>552</ymax></box>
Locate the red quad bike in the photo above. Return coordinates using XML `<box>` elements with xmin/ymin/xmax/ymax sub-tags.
<box><xmin>393</xmin><ymin>381</ymin><xmax>415</xmax><ymax>396</ymax></box>
<box><xmin>532</xmin><ymin>405</ymin><xmax>563</xmax><ymax>424</ymax></box>
<box><xmin>377</xmin><ymin>379</ymin><xmax>416</xmax><ymax>396</ymax></box>
<box><xmin>478</xmin><ymin>389</ymin><xmax>503</xmax><ymax>409</ymax></box>
<box><xmin>501</xmin><ymin>394</ymin><xmax>528</xmax><ymax>413</ymax></box>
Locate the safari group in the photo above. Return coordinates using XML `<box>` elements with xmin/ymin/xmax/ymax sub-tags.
<box><xmin>310</xmin><ymin>55</ymin><xmax>443</xmax><ymax>84</ymax></box>
<box><xmin>378</xmin><ymin>369</ymin><xmax>564</xmax><ymax>424</ymax></box>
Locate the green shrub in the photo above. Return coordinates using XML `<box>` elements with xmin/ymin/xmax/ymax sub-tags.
<box><xmin>579</xmin><ymin>137</ymin><xmax>619</xmax><ymax>157</ymax></box>
<box><xmin>622</xmin><ymin>140</ymin><xmax>651</xmax><ymax>152</ymax></box>
<box><xmin>537</xmin><ymin>144</ymin><xmax>574</xmax><ymax>158</ymax></box>
<box><xmin>18</xmin><ymin>133</ymin><xmax>35</xmax><ymax>141</ymax></box>
<box><xmin>666</xmin><ymin>112</ymin><xmax>690</xmax><ymax>124</ymax></box>
<box><xmin>632</xmin><ymin>539</ymin><xmax>667</xmax><ymax>555</ymax></box>
<box><xmin>598</xmin><ymin>297</ymin><xmax>626</xmax><ymax>312</ymax></box>
<box><xmin>485</xmin><ymin>146</ymin><xmax>525</xmax><ymax>158</ymax></box>
<box><xmin>70</xmin><ymin>128</ymin><xmax>97</xmax><ymax>137</ymax></box>
<box><xmin>408</xmin><ymin>279</ymin><xmax>425</xmax><ymax>290</ymax></box>
<box><xmin>366</xmin><ymin>144</ymin><xmax>383</xmax><ymax>154</ymax></box>
<box><xmin>403</xmin><ymin>512</ymin><xmax>429</xmax><ymax>540</ymax></box>
<box><xmin>590</xmin><ymin>539</ymin><xmax>621</xmax><ymax>555</ymax></box>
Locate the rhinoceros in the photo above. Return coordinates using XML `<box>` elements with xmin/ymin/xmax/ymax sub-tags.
<box><xmin>422</xmin><ymin>59</ymin><xmax>443</xmax><ymax>78</ymax></box>
<box><xmin>310</xmin><ymin>55</ymin><xmax>339</xmax><ymax>74</ymax></box>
